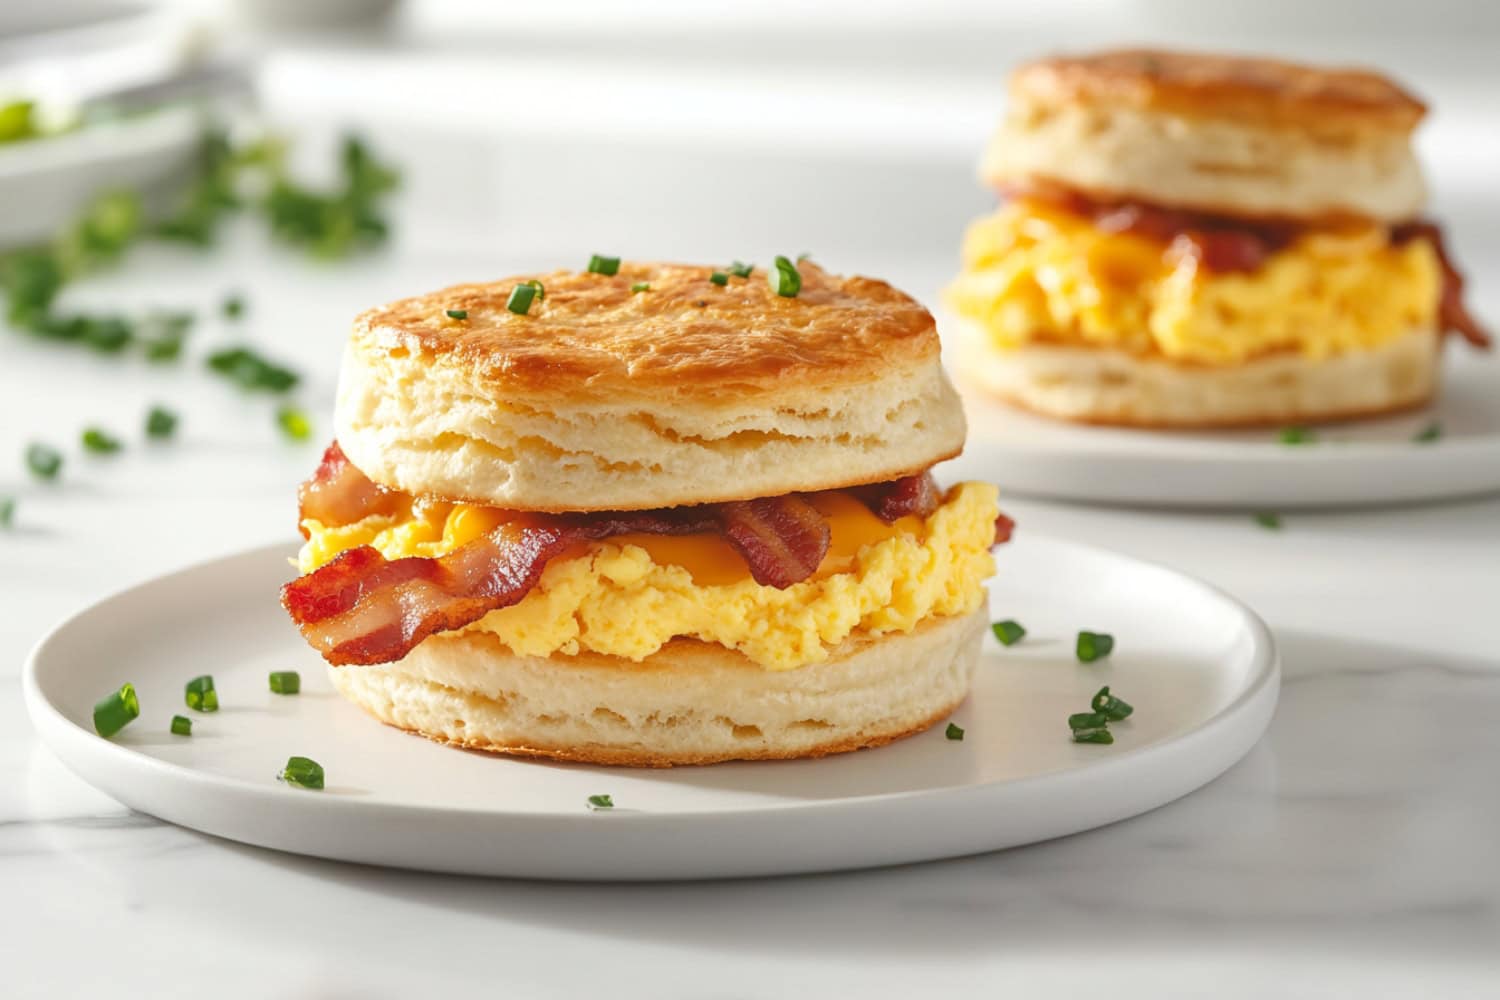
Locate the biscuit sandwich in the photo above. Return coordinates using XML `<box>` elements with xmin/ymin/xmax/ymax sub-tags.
<box><xmin>280</xmin><ymin>258</ymin><xmax>1012</xmax><ymax>766</ymax></box>
<box><xmin>947</xmin><ymin>48</ymin><xmax>1490</xmax><ymax>427</ymax></box>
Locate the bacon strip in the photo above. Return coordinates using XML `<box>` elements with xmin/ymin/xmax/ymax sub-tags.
<box><xmin>716</xmin><ymin>495</ymin><xmax>831</xmax><ymax>589</ymax></box>
<box><xmin>1392</xmin><ymin>221</ymin><xmax>1492</xmax><ymax>349</ymax></box>
<box><xmin>993</xmin><ymin>512</ymin><xmax>1015</xmax><ymax>546</ymax></box>
<box><xmin>851</xmin><ymin>472</ymin><xmax>942</xmax><ymax>523</ymax></box>
<box><xmin>296</xmin><ymin>442</ymin><xmax>404</xmax><ymax>538</ymax></box>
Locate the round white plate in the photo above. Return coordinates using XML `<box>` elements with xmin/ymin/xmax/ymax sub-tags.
<box><xmin>24</xmin><ymin>537</ymin><xmax>1278</xmax><ymax>881</ymax></box>
<box><xmin>949</xmin><ymin>354</ymin><xmax>1500</xmax><ymax>509</ymax></box>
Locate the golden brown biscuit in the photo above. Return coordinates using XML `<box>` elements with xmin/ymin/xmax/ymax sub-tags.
<box><xmin>335</xmin><ymin>261</ymin><xmax>967</xmax><ymax>510</ymax></box>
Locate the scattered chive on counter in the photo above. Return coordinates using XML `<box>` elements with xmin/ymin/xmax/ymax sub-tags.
<box><xmin>276</xmin><ymin>406</ymin><xmax>313</xmax><ymax>442</ymax></box>
<box><xmin>184</xmin><ymin>674</ymin><xmax>218</xmax><ymax>712</ymax></box>
<box><xmin>93</xmin><ymin>683</ymin><xmax>139</xmax><ymax>738</ymax></box>
<box><xmin>222</xmin><ymin>294</ymin><xmax>245</xmax><ymax>319</ymax></box>
<box><xmin>25</xmin><ymin>442</ymin><xmax>62</xmax><ymax>480</ymax></box>
<box><xmin>769</xmin><ymin>255</ymin><xmax>802</xmax><ymax>297</ymax></box>
<box><xmin>586</xmin><ymin>794</ymin><xmax>614</xmax><ymax>810</ymax></box>
<box><xmin>1254</xmin><ymin>512</ymin><xmax>1283</xmax><ymax>530</ymax></box>
<box><xmin>280</xmin><ymin>756</ymin><xmax>324</xmax><ymax>790</ymax></box>
<box><xmin>991</xmin><ymin>620</ymin><xmax>1026</xmax><ymax>646</ymax></box>
<box><xmin>1278</xmin><ymin>425</ymin><xmax>1316</xmax><ymax>445</ymax></box>
<box><xmin>945</xmin><ymin>722</ymin><xmax>965</xmax><ymax>741</ymax></box>
<box><xmin>709</xmin><ymin>271</ymin><xmax>729</xmax><ymax>286</ymax></box>
<box><xmin>445</xmin><ymin>308</ymin><xmax>468</xmax><ymax>320</ymax></box>
<box><xmin>1414</xmin><ymin>421</ymin><xmax>1442</xmax><ymax>443</ymax></box>
<box><xmin>269</xmin><ymin>670</ymin><xmax>301</xmax><ymax>694</ymax></box>
<box><xmin>145</xmin><ymin>406</ymin><xmax>178</xmax><ymax>439</ymax></box>
<box><xmin>171</xmin><ymin>715</ymin><xmax>193</xmax><ymax>736</ymax></box>
<box><xmin>728</xmin><ymin>260</ymin><xmax>754</xmax><ymax>278</ymax></box>
<box><xmin>630</xmin><ymin>282</ymin><xmax>650</xmax><ymax>293</ymax></box>
<box><xmin>587</xmin><ymin>254</ymin><xmax>621</xmax><ymax>276</ymax></box>
<box><xmin>0</xmin><ymin>496</ymin><xmax>14</xmax><ymax>527</ymax></box>
<box><xmin>206</xmin><ymin>346</ymin><xmax>300</xmax><ymax>393</ymax></box>
<box><xmin>81</xmin><ymin>427</ymin><xmax>122</xmax><ymax>454</ymax></box>
<box><xmin>1076</xmin><ymin>631</ymin><xmax>1115</xmax><ymax>663</ymax></box>
<box><xmin>507</xmin><ymin>283</ymin><xmax>539</xmax><ymax>315</ymax></box>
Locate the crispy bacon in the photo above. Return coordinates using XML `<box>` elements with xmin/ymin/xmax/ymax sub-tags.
<box><xmin>993</xmin><ymin>512</ymin><xmax>1015</xmax><ymax>546</ymax></box>
<box><xmin>851</xmin><ymin>472</ymin><xmax>942</xmax><ymax>523</ymax></box>
<box><xmin>1392</xmin><ymin>221</ymin><xmax>1492</xmax><ymax>349</ymax></box>
<box><xmin>716</xmin><ymin>495</ymin><xmax>831</xmax><ymax>589</ymax></box>
<box><xmin>296</xmin><ymin>442</ymin><xmax>404</xmax><ymax>538</ymax></box>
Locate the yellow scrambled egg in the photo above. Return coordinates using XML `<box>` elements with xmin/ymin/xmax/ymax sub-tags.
<box><xmin>947</xmin><ymin>199</ymin><xmax>1441</xmax><ymax>365</ymax></box>
<box><xmin>297</xmin><ymin>484</ymin><xmax>999</xmax><ymax>671</ymax></box>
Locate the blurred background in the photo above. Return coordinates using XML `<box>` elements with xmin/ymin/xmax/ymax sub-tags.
<box><xmin>1</xmin><ymin>0</ymin><xmax>1497</xmax><ymax>553</ymax></box>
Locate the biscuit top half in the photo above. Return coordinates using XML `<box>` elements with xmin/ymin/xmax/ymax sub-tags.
<box><xmin>1012</xmin><ymin>48</ymin><xmax>1426</xmax><ymax>135</ymax></box>
<box><xmin>334</xmin><ymin>261</ymin><xmax>967</xmax><ymax>511</ymax></box>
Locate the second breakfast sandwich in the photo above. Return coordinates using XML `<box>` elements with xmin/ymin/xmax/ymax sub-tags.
<box><xmin>948</xmin><ymin>49</ymin><xmax>1491</xmax><ymax>427</ymax></box>
<box><xmin>281</xmin><ymin>259</ymin><xmax>1011</xmax><ymax>766</ymax></box>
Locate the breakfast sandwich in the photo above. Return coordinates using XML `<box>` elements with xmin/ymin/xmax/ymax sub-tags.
<box><xmin>280</xmin><ymin>260</ymin><xmax>1012</xmax><ymax>766</ymax></box>
<box><xmin>947</xmin><ymin>48</ymin><xmax>1490</xmax><ymax>427</ymax></box>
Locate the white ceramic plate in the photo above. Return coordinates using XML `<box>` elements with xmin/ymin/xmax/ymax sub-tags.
<box><xmin>24</xmin><ymin>537</ymin><xmax>1277</xmax><ymax>881</ymax></box>
<box><xmin>949</xmin><ymin>355</ymin><xmax>1500</xmax><ymax>509</ymax></box>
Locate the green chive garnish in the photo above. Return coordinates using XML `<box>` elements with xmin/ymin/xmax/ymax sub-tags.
<box><xmin>586</xmin><ymin>794</ymin><xmax>614</xmax><ymax>810</ymax></box>
<box><xmin>171</xmin><ymin>715</ymin><xmax>193</xmax><ymax>736</ymax></box>
<box><xmin>1253</xmin><ymin>512</ymin><xmax>1282</xmax><ymax>530</ymax></box>
<box><xmin>280</xmin><ymin>756</ymin><xmax>324</xmax><ymax>790</ymax></box>
<box><xmin>1076</xmin><ymin>631</ymin><xmax>1115</xmax><ymax>663</ymax></box>
<box><xmin>276</xmin><ymin>406</ymin><xmax>313</xmax><ymax>442</ymax></box>
<box><xmin>769</xmin><ymin>255</ymin><xmax>801</xmax><ymax>297</ymax></box>
<box><xmin>1068</xmin><ymin>711</ymin><xmax>1111</xmax><ymax>731</ymax></box>
<box><xmin>206</xmin><ymin>347</ymin><xmax>299</xmax><ymax>393</ymax></box>
<box><xmin>1278</xmin><ymin>426</ymin><xmax>1315</xmax><ymax>445</ymax></box>
<box><xmin>25</xmin><ymin>443</ymin><xmax>62</xmax><ymax>480</ymax></box>
<box><xmin>222</xmin><ymin>294</ymin><xmax>245</xmax><ymax>320</ymax></box>
<box><xmin>81</xmin><ymin>427</ymin><xmax>122</xmax><ymax>454</ymax></box>
<box><xmin>587</xmin><ymin>254</ymin><xmax>621</xmax><ymax>276</ymax></box>
<box><xmin>0</xmin><ymin>496</ymin><xmax>13</xmax><ymax>528</ymax></box>
<box><xmin>1414</xmin><ymin>421</ymin><xmax>1442</xmax><ymax>443</ymax></box>
<box><xmin>269</xmin><ymin>670</ymin><xmax>301</xmax><ymax>695</ymax></box>
<box><xmin>1090</xmin><ymin>686</ymin><xmax>1133</xmax><ymax>721</ymax></box>
<box><xmin>507</xmin><ymin>283</ymin><xmax>538</xmax><ymax>315</ymax></box>
<box><xmin>185</xmin><ymin>675</ymin><xmax>218</xmax><ymax>713</ymax></box>
<box><xmin>728</xmin><ymin>261</ymin><xmax>754</xmax><ymax>278</ymax></box>
<box><xmin>146</xmin><ymin>406</ymin><xmax>178</xmax><ymax>439</ymax></box>
<box><xmin>1072</xmin><ymin>727</ymin><xmax>1114</xmax><ymax>745</ymax></box>
<box><xmin>945</xmin><ymin>722</ymin><xmax>965</xmax><ymax>741</ymax></box>
<box><xmin>709</xmin><ymin>271</ymin><xmax>729</xmax><ymax>286</ymax></box>
<box><xmin>445</xmin><ymin>308</ymin><xmax>468</xmax><ymax>320</ymax></box>
<box><xmin>991</xmin><ymin>620</ymin><xmax>1026</xmax><ymax>646</ymax></box>
<box><xmin>93</xmin><ymin>683</ymin><xmax>140</xmax><ymax>738</ymax></box>
<box><xmin>630</xmin><ymin>282</ymin><xmax>650</xmax><ymax>293</ymax></box>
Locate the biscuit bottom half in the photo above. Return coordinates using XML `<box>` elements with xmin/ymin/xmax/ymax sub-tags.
<box><xmin>328</xmin><ymin>603</ymin><xmax>988</xmax><ymax>767</ymax></box>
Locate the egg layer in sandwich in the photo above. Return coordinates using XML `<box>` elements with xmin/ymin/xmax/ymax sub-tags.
<box><xmin>948</xmin><ymin>48</ymin><xmax>1489</xmax><ymax>427</ymax></box>
<box><xmin>281</xmin><ymin>261</ymin><xmax>1009</xmax><ymax>766</ymax></box>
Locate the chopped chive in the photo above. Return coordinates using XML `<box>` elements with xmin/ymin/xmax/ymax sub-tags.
<box><xmin>1072</xmin><ymin>727</ymin><xmax>1114</xmax><ymax>745</ymax></box>
<box><xmin>25</xmin><ymin>443</ymin><xmax>62</xmax><ymax>480</ymax></box>
<box><xmin>0</xmin><ymin>496</ymin><xmax>13</xmax><ymax>527</ymax></box>
<box><xmin>1076</xmin><ymin>631</ymin><xmax>1115</xmax><ymax>663</ymax></box>
<box><xmin>587</xmin><ymin>255</ymin><xmax>621</xmax><ymax>276</ymax></box>
<box><xmin>81</xmin><ymin>427</ymin><xmax>122</xmax><ymax>454</ymax></box>
<box><xmin>93</xmin><ymin>683</ymin><xmax>139</xmax><ymax>738</ymax></box>
<box><xmin>170</xmin><ymin>715</ymin><xmax>193</xmax><ymax>736</ymax></box>
<box><xmin>445</xmin><ymin>308</ymin><xmax>468</xmax><ymax>320</ymax></box>
<box><xmin>630</xmin><ymin>282</ymin><xmax>650</xmax><ymax>293</ymax></box>
<box><xmin>184</xmin><ymin>675</ymin><xmax>218</xmax><ymax>713</ymax></box>
<box><xmin>276</xmin><ymin>406</ymin><xmax>313</xmax><ymax>442</ymax></box>
<box><xmin>1414</xmin><ymin>421</ymin><xmax>1442</xmax><ymax>443</ymax></box>
<box><xmin>586</xmin><ymin>794</ymin><xmax>614</xmax><ymax>810</ymax></box>
<box><xmin>222</xmin><ymin>294</ymin><xmax>245</xmax><ymax>320</ymax></box>
<box><xmin>728</xmin><ymin>260</ymin><xmax>754</xmax><ymax>278</ymax></box>
<box><xmin>145</xmin><ymin>406</ymin><xmax>178</xmax><ymax>439</ymax></box>
<box><xmin>280</xmin><ymin>756</ymin><xmax>324</xmax><ymax>790</ymax></box>
<box><xmin>1068</xmin><ymin>711</ymin><xmax>1111</xmax><ymax>731</ymax></box>
<box><xmin>1090</xmin><ymin>686</ymin><xmax>1134</xmax><ymax>721</ymax></box>
<box><xmin>945</xmin><ymin>722</ymin><xmax>965</xmax><ymax>741</ymax></box>
<box><xmin>269</xmin><ymin>670</ymin><xmax>301</xmax><ymax>695</ymax></box>
<box><xmin>206</xmin><ymin>347</ymin><xmax>299</xmax><ymax>393</ymax></box>
<box><xmin>709</xmin><ymin>270</ymin><xmax>729</xmax><ymax>286</ymax></box>
<box><xmin>991</xmin><ymin>620</ymin><xmax>1026</xmax><ymax>646</ymax></box>
<box><xmin>506</xmin><ymin>283</ymin><xmax>538</xmax><ymax>315</ymax></box>
<box><xmin>768</xmin><ymin>255</ymin><xmax>802</xmax><ymax>297</ymax></box>
<box><xmin>140</xmin><ymin>311</ymin><xmax>193</xmax><ymax>362</ymax></box>
<box><xmin>1253</xmin><ymin>512</ymin><xmax>1282</xmax><ymax>530</ymax></box>
<box><xmin>1278</xmin><ymin>426</ymin><xmax>1316</xmax><ymax>445</ymax></box>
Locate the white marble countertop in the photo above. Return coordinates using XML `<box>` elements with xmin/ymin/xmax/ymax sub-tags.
<box><xmin>4</xmin><ymin>29</ymin><xmax>1500</xmax><ymax>994</ymax></box>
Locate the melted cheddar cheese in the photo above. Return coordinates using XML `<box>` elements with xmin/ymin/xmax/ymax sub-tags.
<box><xmin>297</xmin><ymin>483</ymin><xmax>999</xmax><ymax>671</ymax></box>
<box><xmin>947</xmin><ymin>199</ymin><xmax>1441</xmax><ymax>365</ymax></box>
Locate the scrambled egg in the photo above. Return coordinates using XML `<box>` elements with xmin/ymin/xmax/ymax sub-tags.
<box><xmin>947</xmin><ymin>199</ymin><xmax>1441</xmax><ymax>365</ymax></box>
<box><xmin>297</xmin><ymin>484</ymin><xmax>999</xmax><ymax>671</ymax></box>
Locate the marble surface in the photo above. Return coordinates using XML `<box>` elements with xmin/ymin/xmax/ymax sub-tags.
<box><xmin>4</xmin><ymin>34</ymin><xmax>1500</xmax><ymax>996</ymax></box>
